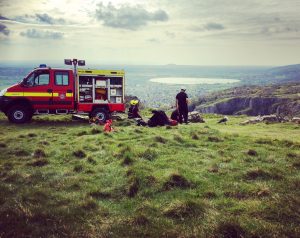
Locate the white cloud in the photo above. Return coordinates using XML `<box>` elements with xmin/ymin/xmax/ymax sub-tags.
<box><xmin>95</xmin><ymin>2</ymin><xmax>168</xmax><ymax>30</ymax></box>
<box><xmin>20</xmin><ymin>29</ymin><xmax>64</xmax><ymax>39</ymax></box>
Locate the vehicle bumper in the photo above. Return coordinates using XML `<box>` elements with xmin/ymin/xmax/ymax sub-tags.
<box><xmin>0</xmin><ymin>96</ymin><xmax>11</xmax><ymax>112</ymax></box>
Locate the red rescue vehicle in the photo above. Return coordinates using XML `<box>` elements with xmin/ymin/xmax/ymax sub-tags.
<box><xmin>0</xmin><ymin>59</ymin><xmax>125</xmax><ymax>123</ymax></box>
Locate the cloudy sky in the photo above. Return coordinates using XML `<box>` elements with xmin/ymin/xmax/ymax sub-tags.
<box><xmin>0</xmin><ymin>0</ymin><xmax>299</xmax><ymax>65</ymax></box>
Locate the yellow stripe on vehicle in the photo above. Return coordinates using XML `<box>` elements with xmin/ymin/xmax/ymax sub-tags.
<box><xmin>5</xmin><ymin>92</ymin><xmax>73</xmax><ymax>97</ymax></box>
<box><xmin>24</xmin><ymin>92</ymin><xmax>53</xmax><ymax>97</ymax></box>
<box><xmin>4</xmin><ymin>92</ymin><xmax>24</xmax><ymax>96</ymax></box>
<box><xmin>5</xmin><ymin>92</ymin><xmax>52</xmax><ymax>97</ymax></box>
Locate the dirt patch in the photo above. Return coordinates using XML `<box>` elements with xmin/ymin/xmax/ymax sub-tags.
<box><xmin>163</xmin><ymin>200</ymin><xmax>206</xmax><ymax>219</ymax></box>
<box><xmin>203</xmin><ymin>191</ymin><xmax>217</xmax><ymax>199</ymax></box>
<box><xmin>130</xmin><ymin>214</ymin><xmax>150</xmax><ymax>226</ymax></box>
<box><xmin>216</xmin><ymin>220</ymin><xmax>245</xmax><ymax>238</ymax></box>
<box><xmin>28</xmin><ymin>133</ymin><xmax>37</xmax><ymax>137</ymax></box>
<box><xmin>154</xmin><ymin>136</ymin><xmax>167</xmax><ymax>144</ymax></box>
<box><xmin>292</xmin><ymin>161</ymin><xmax>300</xmax><ymax>169</ymax></box>
<box><xmin>255</xmin><ymin>138</ymin><xmax>274</xmax><ymax>145</ymax></box>
<box><xmin>127</xmin><ymin>177</ymin><xmax>140</xmax><ymax>197</ymax></box>
<box><xmin>208</xmin><ymin>136</ymin><xmax>223</xmax><ymax>142</ymax></box>
<box><xmin>122</xmin><ymin>154</ymin><xmax>134</xmax><ymax>166</ymax></box>
<box><xmin>80</xmin><ymin>199</ymin><xmax>98</xmax><ymax>211</ymax></box>
<box><xmin>0</xmin><ymin>143</ymin><xmax>7</xmax><ymax>148</ymax></box>
<box><xmin>247</xmin><ymin>149</ymin><xmax>258</xmax><ymax>156</ymax></box>
<box><xmin>73</xmin><ymin>165</ymin><xmax>84</xmax><ymax>173</ymax></box>
<box><xmin>28</xmin><ymin>159</ymin><xmax>49</xmax><ymax>167</ymax></box>
<box><xmin>163</xmin><ymin>173</ymin><xmax>192</xmax><ymax>190</ymax></box>
<box><xmin>33</xmin><ymin>149</ymin><xmax>46</xmax><ymax>158</ymax></box>
<box><xmin>39</xmin><ymin>141</ymin><xmax>50</xmax><ymax>146</ymax></box>
<box><xmin>14</xmin><ymin>150</ymin><xmax>31</xmax><ymax>157</ymax></box>
<box><xmin>87</xmin><ymin>157</ymin><xmax>97</xmax><ymax>165</ymax></box>
<box><xmin>145</xmin><ymin>175</ymin><xmax>157</xmax><ymax>186</ymax></box>
<box><xmin>73</xmin><ymin>150</ymin><xmax>86</xmax><ymax>158</ymax></box>
<box><xmin>89</xmin><ymin>191</ymin><xmax>112</xmax><ymax>199</ymax></box>
<box><xmin>245</xmin><ymin>168</ymin><xmax>283</xmax><ymax>180</ymax></box>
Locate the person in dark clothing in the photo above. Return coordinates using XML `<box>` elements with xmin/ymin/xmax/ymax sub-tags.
<box><xmin>171</xmin><ymin>109</ymin><xmax>179</xmax><ymax>122</ymax></box>
<box><xmin>128</xmin><ymin>100</ymin><xmax>142</xmax><ymax>119</ymax></box>
<box><xmin>148</xmin><ymin>110</ymin><xmax>170</xmax><ymax>127</ymax></box>
<box><xmin>176</xmin><ymin>87</ymin><xmax>189</xmax><ymax>124</ymax></box>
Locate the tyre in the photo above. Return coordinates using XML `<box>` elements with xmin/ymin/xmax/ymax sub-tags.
<box><xmin>90</xmin><ymin>108</ymin><xmax>108</xmax><ymax>123</ymax></box>
<box><xmin>7</xmin><ymin>104</ymin><xmax>32</xmax><ymax>124</ymax></box>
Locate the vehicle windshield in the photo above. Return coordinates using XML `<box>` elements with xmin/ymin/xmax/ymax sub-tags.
<box><xmin>22</xmin><ymin>70</ymin><xmax>49</xmax><ymax>86</ymax></box>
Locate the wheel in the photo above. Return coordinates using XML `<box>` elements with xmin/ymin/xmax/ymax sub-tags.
<box><xmin>90</xmin><ymin>108</ymin><xmax>108</xmax><ymax>123</ymax></box>
<box><xmin>7</xmin><ymin>104</ymin><xmax>32</xmax><ymax>124</ymax></box>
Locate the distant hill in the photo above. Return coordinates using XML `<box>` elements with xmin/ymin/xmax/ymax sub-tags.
<box><xmin>264</xmin><ymin>64</ymin><xmax>300</xmax><ymax>83</ymax></box>
<box><xmin>192</xmin><ymin>83</ymin><xmax>300</xmax><ymax>117</ymax></box>
<box><xmin>242</xmin><ymin>64</ymin><xmax>300</xmax><ymax>85</ymax></box>
<box><xmin>0</xmin><ymin>15</ymin><xmax>9</xmax><ymax>20</ymax></box>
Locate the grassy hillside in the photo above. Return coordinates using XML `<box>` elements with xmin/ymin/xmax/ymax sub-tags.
<box><xmin>0</xmin><ymin>113</ymin><xmax>299</xmax><ymax>237</ymax></box>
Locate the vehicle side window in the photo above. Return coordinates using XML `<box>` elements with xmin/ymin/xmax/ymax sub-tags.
<box><xmin>55</xmin><ymin>72</ymin><xmax>69</xmax><ymax>86</ymax></box>
<box><xmin>35</xmin><ymin>73</ymin><xmax>49</xmax><ymax>85</ymax></box>
<box><xmin>25</xmin><ymin>71</ymin><xmax>49</xmax><ymax>86</ymax></box>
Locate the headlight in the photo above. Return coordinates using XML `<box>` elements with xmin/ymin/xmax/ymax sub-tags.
<box><xmin>0</xmin><ymin>88</ymin><xmax>7</xmax><ymax>96</ymax></box>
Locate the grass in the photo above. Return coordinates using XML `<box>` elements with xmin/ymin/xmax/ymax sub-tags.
<box><xmin>0</xmin><ymin>113</ymin><xmax>299</xmax><ymax>237</ymax></box>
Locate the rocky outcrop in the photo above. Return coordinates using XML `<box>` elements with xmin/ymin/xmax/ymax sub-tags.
<box><xmin>196</xmin><ymin>97</ymin><xmax>300</xmax><ymax>116</ymax></box>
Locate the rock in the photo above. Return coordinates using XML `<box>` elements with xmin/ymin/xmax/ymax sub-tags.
<box><xmin>261</xmin><ymin>114</ymin><xmax>279</xmax><ymax>122</ymax></box>
<box><xmin>240</xmin><ymin>116</ymin><xmax>263</xmax><ymax>125</ymax></box>
<box><xmin>292</xmin><ymin>117</ymin><xmax>300</xmax><ymax>124</ymax></box>
<box><xmin>188</xmin><ymin>111</ymin><xmax>205</xmax><ymax>123</ymax></box>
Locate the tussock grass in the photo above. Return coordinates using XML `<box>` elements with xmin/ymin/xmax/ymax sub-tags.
<box><xmin>247</xmin><ymin>149</ymin><xmax>258</xmax><ymax>156</ymax></box>
<box><xmin>122</xmin><ymin>152</ymin><xmax>134</xmax><ymax>166</ymax></box>
<box><xmin>77</xmin><ymin>130</ymin><xmax>88</xmax><ymax>136</ymax></box>
<box><xmin>33</xmin><ymin>149</ymin><xmax>46</xmax><ymax>158</ymax></box>
<box><xmin>163</xmin><ymin>173</ymin><xmax>193</xmax><ymax>190</ymax></box>
<box><xmin>89</xmin><ymin>191</ymin><xmax>112</xmax><ymax>199</ymax></box>
<box><xmin>73</xmin><ymin>150</ymin><xmax>86</xmax><ymax>158</ymax></box>
<box><xmin>244</xmin><ymin>168</ymin><xmax>283</xmax><ymax>180</ymax></box>
<box><xmin>27</xmin><ymin>133</ymin><xmax>37</xmax><ymax>137</ymax></box>
<box><xmin>0</xmin><ymin>142</ymin><xmax>7</xmax><ymax>148</ymax></box>
<box><xmin>138</xmin><ymin>149</ymin><xmax>158</xmax><ymax>161</ymax></box>
<box><xmin>14</xmin><ymin>149</ymin><xmax>30</xmax><ymax>157</ymax></box>
<box><xmin>130</xmin><ymin>213</ymin><xmax>150</xmax><ymax>226</ymax></box>
<box><xmin>208</xmin><ymin>136</ymin><xmax>223</xmax><ymax>142</ymax></box>
<box><xmin>91</xmin><ymin>128</ymin><xmax>102</xmax><ymax>134</ymax></box>
<box><xmin>163</xmin><ymin>200</ymin><xmax>206</xmax><ymax>219</ymax></box>
<box><xmin>216</xmin><ymin>220</ymin><xmax>245</xmax><ymax>238</ymax></box>
<box><xmin>28</xmin><ymin>159</ymin><xmax>49</xmax><ymax>167</ymax></box>
<box><xmin>154</xmin><ymin>136</ymin><xmax>167</xmax><ymax>144</ymax></box>
<box><xmin>87</xmin><ymin>156</ymin><xmax>97</xmax><ymax>164</ymax></box>
<box><xmin>73</xmin><ymin>164</ymin><xmax>84</xmax><ymax>173</ymax></box>
<box><xmin>127</xmin><ymin>176</ymin><xmax>140</xmax><ymax>197</ymax></box>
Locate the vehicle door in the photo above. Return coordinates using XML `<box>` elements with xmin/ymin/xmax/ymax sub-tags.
<box><xmin>51</xmin><ymin>70</ymin><xmax>74</xmax><ymax>110</ymax></box>
<box><xmin>22</xmin><ymin>69</ymin><xmax>52</xmax><ymax>110</ymax></box>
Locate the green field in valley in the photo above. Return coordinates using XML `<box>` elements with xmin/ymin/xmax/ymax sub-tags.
<box><xmin>0</xmin><ymin>113</ymin><xmax>299</xmax><ymax>237</ymax></box>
